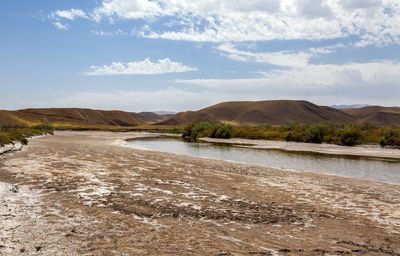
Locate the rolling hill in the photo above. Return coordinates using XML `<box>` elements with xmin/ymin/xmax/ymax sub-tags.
<box><xmin>0</xmin><ymin>110</ymin><xmax>30</xmax><ymax>126</ymax></box>
<box><xmin>157</xmin><ymin>100</ymin><xmax>356</xmax><ymax>126</ymax></box>
<box><xmin>1</xmin><ymin>102</ymin><xmax>399</xmax><ymax>128</ymax></box>
<box><xmin>342</xmin><ymin>106</ymin><xmax>400</xmax><ymax>126</ymax></box>
<box><xmin>0</xmin><ymin>108</ymin><xmax>145</xmax><ymax>127</ymax></box>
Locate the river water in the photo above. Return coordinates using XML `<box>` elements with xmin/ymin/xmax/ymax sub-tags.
<box><xmin>127</xmin><ymin>136</ymin><xmax>400</xmax><ymax>185</ymax></box>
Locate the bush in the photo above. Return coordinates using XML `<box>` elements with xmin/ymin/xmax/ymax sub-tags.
<box><xmin>0</xmin><ymin>135</ymin><xmax>11</xmax><ymax>146</ymax></box>
<box><xmin>179</xmin><ymin>121</ymin><xmax>395</xmax><ymax>148</ymax></box>
<box><xmin>285</xmin><ymin>131</ymin><xmax>304</xmax><ymax>142</ymax></box>
<box><xmin>281</xmin><ymin>121</ymin><xmax>306</xmax><ymax>132</ymax></box>
<box><xmin>33</xmin><ymin>124</ymin><xmax>54</xmax><ymax>134</ymax></box>
<box><xmin>339</xmin><ymin>126</ymin><xmax>361</xmax><ymax>146</ymax></box>
<box><xmin>182</xmin><ymin>122</ymin><xmax>198</xmax><ymax>140</ymax></box>
<box><xmin>210</xmin><ymin>123</ymin><xmax>233</xmax><ymax>139</ymax></box>
<box><xmin>8</xmin><ymin>131</ymin><xmax>28</xmax><ymax>145</ymax></box>
<box><xmin>380</xmin><ymin>129</ymin><xmax>400</xmax><ymax>148</ymax></box>
<box><xmin>182</xmin><ymin>122</ymin><xmax>214</xmax><ymax>140</ymax></box>
<box><xmin>304</xmin><ymin>125</ymin><xmax>324</xmax><ymax>143</ymax></box>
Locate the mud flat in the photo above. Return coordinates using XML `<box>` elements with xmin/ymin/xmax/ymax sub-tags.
<box><xmin>0</xmin><ymin>131</ymin><xmax>400</xmax><ymax>255</ymax></box>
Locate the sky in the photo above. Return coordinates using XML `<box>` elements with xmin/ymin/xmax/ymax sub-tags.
<box><xmin>1</xmin><ymin>0</ymin><xmax>400</xmax><ymax>112</ymax></box>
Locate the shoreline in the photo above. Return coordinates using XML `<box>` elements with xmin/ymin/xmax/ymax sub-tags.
<box><xmin>124</xmin><ymin>133</ymin><xmax>400</xmax><ymax>186</ymax></box>
<box><xmin>0</xmin><ymin>142</ymin><xmax>23</xmax><ymax>155</ymax></box>
<box><xmin>199</xmin><ymin>137</ymin><xmax>400</xmax><ymax>160</ymax></box>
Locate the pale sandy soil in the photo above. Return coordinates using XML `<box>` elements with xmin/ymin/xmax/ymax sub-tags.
<box><xmin>0</xmin><ymin>131</ymin><xmax>400</xmax><ymax>256</ymax></box>
<box><xmin>199</xmin><ymin>137</ymin><xmax>400</xmax><ymax>159</ymax></box>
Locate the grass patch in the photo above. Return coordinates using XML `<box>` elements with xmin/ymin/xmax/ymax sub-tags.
<box><xmin>0</xmin><ymin>124</ymin><xmax>54</xmax><ymax>147</ymax></box>
<box><xmin>2</xmin><ymin>121</ymin><xmax>397</xmax><ymax>149</ymax></box>
<box><xmin>54</xmin><ymin>124</ymin><xmax>183</xmax><ymax>134</ymax></box>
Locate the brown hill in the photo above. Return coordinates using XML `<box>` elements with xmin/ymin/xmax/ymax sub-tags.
<box><xmin>0</xmin><ymin>110</ymin><xmax>31</xmax><ymax>126</ymax></box>
<box><xmin>0</xmin><ymin>108</ymin><xmax>144</xmax><ymax>127</ymax></box>
<box><xmin>342</xmin><ymin>106</ymin><xmax>400</xmax><ymax>127</ymax></box>
<box><xmin>158</xmin><ymin>100</ymin><xmax>356</xmax><ymax>126</ymax></box>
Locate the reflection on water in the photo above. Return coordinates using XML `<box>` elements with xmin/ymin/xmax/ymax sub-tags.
<box><xmin>128</xmin><ymin>137</ymin><xmax>400</xmax><ymax>185</ymax></box>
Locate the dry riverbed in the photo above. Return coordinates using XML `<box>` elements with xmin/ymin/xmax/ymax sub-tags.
<box><xmin>0</xmin><ymin>131</ymin><xmax>400</xmax><ymax>255</ymax></box>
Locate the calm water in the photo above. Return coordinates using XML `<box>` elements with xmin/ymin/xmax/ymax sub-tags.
<box><xmin>128</xmin><ymin>137</ymin><xmax>400</xmax><ymax>185</ymax></box>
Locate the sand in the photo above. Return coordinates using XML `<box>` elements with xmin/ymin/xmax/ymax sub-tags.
<box><xmin>0</xmin><ymin>131</ymin><xmax>399</xmax><ymax>255</ymax></box>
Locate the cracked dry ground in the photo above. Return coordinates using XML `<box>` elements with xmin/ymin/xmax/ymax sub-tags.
<box><xmin>0</xmin><ymin>132</ymin><xmax>400</xmax><ymax>256</ymax></box>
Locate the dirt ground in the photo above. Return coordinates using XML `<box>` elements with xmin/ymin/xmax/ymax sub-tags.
<box><xmin>0</xmin><ymin>131</ymin><xmax>399</xmax><ymax>256</ymax></box>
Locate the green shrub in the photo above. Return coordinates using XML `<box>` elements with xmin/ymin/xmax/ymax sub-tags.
<box><xmin>180</xmin><ymin>121</ymin><xmax>396</xmax><ymax>148</ymax></box>
<box><xmin>285</xmin><ymin>131</ymin><xmax>304</xmax><ymax>142</ymax></box>
<box><xmin>380</xmin><ymin>129</ymin><xmax>400</xmax><ymax>148</ymax></box>
<box><xmin>281</xmin><ymin>121</ymin><xmax>306</xmax><ymax>132</ymax></box>
<box><xmin>182</xmin><ymin>122</ymin><xmax>214</xmax><ymax>140</ymax></box>
<box><xmin>0</xmin><ymin>135</ymin><xmax>11</xmax><ymax>146</ymax></box>
<box><xmin>339</xmin><ymin>126</ymin><xmax>362</xmax><ymax>146</ymax></box>
<box><xmin>304</xmin><ymin>125</ymin><xmax>324</xmax><ymax>143</ymax></box>
<box><xmin>8</xmin><ymin>131</ymin><xmax>28</xmax><ymax>144</ymax></box>
<box><xmin>32</xmin><ymin>124</ymin><xmax>54</xmax><ymax>134</ymax></box>
<box><xmin>210</xmin><ymin>123</ymin><xmax>233</xmax><ymax>139</ymax></box>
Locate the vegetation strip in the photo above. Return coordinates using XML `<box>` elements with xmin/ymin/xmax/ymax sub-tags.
<box><xmin>0</xmin><ymin>124</ymin><xmax>54</xmax><ymax>147</ymax></box>
<box><xmin>182</xmin><ymin>121</ymin><xmax>400</xmax><ymax>148</ymax></box>
<box><xmin>1</xmin><ymin>120</ymin><xmax>400</xmax><ymax>150</ymax></box>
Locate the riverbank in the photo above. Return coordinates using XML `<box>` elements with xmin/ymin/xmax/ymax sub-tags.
<box><xmin>0</xmin><ymin>142</ymin><xmax>23</xmax><ymax>155</ymax></box>
<box><xmin>1</xmin><ymin>131</ymin><xmax>399</xmax><ymax>255</ymax></box>
<box><xmin>200</xmin><ymin>137</ymin><xmax>400</xmax><ymax>159</ymax></box>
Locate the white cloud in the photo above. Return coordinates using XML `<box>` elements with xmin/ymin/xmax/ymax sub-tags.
<box><xmin>53</xmin><ymin>22</ymin><xmax>68</xmax><ymax>30</ymax></box>
<box><xmin>51</xmin><ymin>9</ymin><xmax>88</xmax><ymax>20</ymax></box>
<box><xmin>309</xmin><ymin>43</ymin><xmax>345</xmax><ymax>54</ymax></box>
<box><xmin>176</xmin><ymin>61</ymin><xmax>400</xmax><ymax>104</ymax></box>
<box><xmin>297</xmin><ymin>0</ymin><xmax>333</xmax><ymax>19</ymax></box>
<box><xmin>340</xmin><ymin>0</ymin><xmax>381</xmax><ymax>10</ymax></box>
<box><xmin>79</xmin><ymin>0</ymin><xmax>400</xmax><ymax>46</ymax></box>
<box><xmin>216</xmin><ymin>43</ymin><xmax>311</xmax><ymax>67</ymax></box>
<box><xmin>91</xmin><ymin>29</ymin><xmax>128</xmax><ymax>36</ymax></box>
<box><xmin>28</xmin><ymin>59</ymin><xmax>400</xmax><ymax>110</ymax></box>
<box><xmin>36</xmin><ymin>87</ymin><xmax>228</xmax><ymax>112</ymax></box>
<box><xmin>91</xmin><ymin>30</ymin><xmax>112</xmax><ymax>36</ymax></box>
<box><xmin>85</xmin><ymin>58</ymin><xmax>198</xmax><ymax>75</ymax></box>
<box><xmin>92</xmin><ymin>0</ymin><xmax>165</xmax><ymax>21</ymax></box>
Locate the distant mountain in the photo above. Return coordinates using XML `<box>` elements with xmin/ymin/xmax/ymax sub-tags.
<box><xmin>331</xmin><ymin>104</ymin><xmax>369</xmax><ymax>109</ymax></box>
<box><xmin>342</xmin><ymin>106</ymin><xmax>400</xmax><ymax>126</ymax></box>
<box><xmin>153</xmin><ymin>111</ymin><xmax>177</xmax><ymax>115</ymax></box>
<box><xmin>0</xmin><ymin>108</ymin><xmax>144</xmax><ymax>127</ymax></box>
<box><xmin>130</xmin><ymin>112</ymin><xmax>173</xmax><ymax>124</ymax></box>
<box><xmin>157</xmin><ymin>100</ymin><xmax>356</xmax><ymax>126</ymax></box>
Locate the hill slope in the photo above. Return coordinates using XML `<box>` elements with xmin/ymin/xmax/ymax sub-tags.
<box><xmin>158</xmin><ymin>100</ymin><xmax>356</xmax><ymax>125</ymax></box>
<box><xmin>0</xmin><ymin>110</ymin><xmax>31</xmax><ymax>126</ymax></box>
<box><xmin>0</xmin><ymin>108</ymin><xmax>144</xmax><ymax>127</ymax></box>
<box><xmin>342</xmin><ymin>106</ymin><xmax>400</xmax><ymax>126</ymax></box>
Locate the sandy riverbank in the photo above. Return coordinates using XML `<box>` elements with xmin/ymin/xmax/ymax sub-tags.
<box><xmin>200</xmin><ymin>137</ymin><xmax>400</xmax><ymax>159</ymax></box>
<box><xmin>1</xmin><ymin>131</ymin><xmax>400</xmax><ymax>255</ymax></box>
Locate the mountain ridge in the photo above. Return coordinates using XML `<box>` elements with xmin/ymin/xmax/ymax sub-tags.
<box><xmin>342</xmin><ymin>106</ymin><xmax>400</xmax><ymax>126</ymax></box>
<box><xmin>157</xmin><ymin>100</ymin><xmax>356</xmax><ymax>126</ymax></box>
<box><xmin>0</xmin><ymin>108</ymin><xmax>145</xmax><ymax>127</ymax></box>
<box><xmin>1</xmin><ymin>101</ymin><xmax>399</xmax><ymax>127</ymax></box>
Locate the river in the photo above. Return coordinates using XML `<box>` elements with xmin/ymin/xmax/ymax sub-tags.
<box><xmin>127</xmin><ymin>136</ymin><xmax>400</xmax><ymax>185</ymax></box>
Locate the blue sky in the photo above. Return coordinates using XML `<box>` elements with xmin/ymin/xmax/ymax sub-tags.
<box><xmin>1</xmin><ymin>0</ymin><xmax>400</xmax><ymax>111</ymax></box>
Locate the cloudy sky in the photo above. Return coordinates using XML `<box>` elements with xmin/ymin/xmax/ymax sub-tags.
<box><xmin>1</xmin><ymin>0</ymin><xmax>400</xmax><ymax>111</ymax></box>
